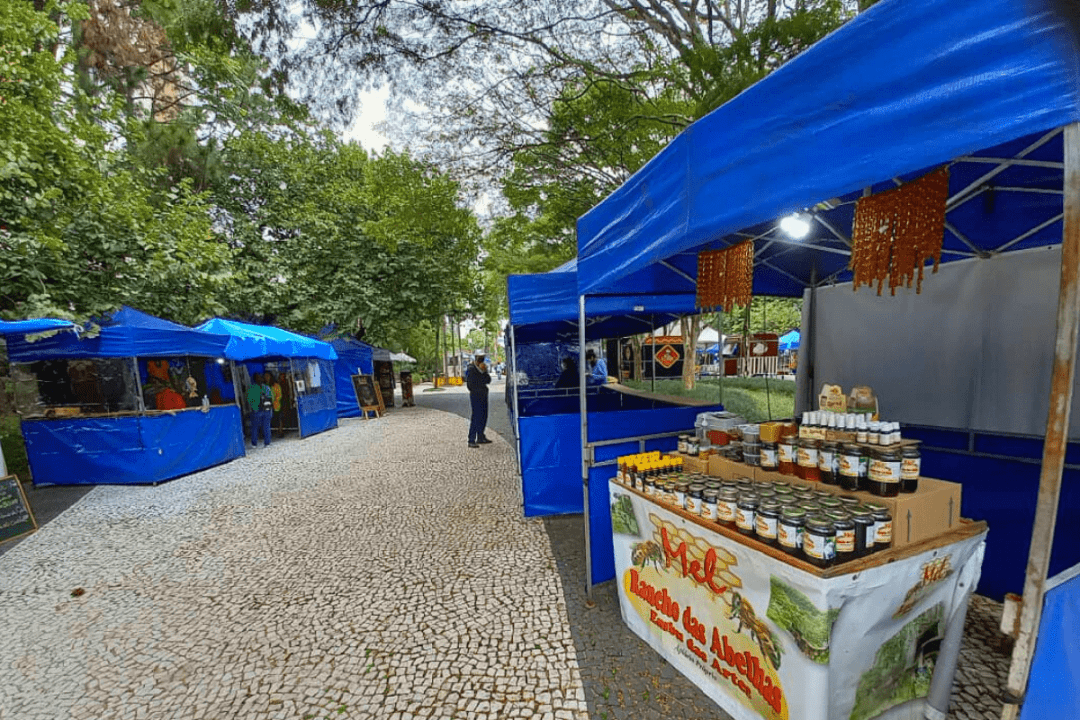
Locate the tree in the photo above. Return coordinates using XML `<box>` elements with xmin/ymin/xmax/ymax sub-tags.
<box><xmin>0</xmin><ymin>0</ymin><xmax>233</xmax><ymax>324</ymax></box>
<box><xmin>207</xmin><ymin>131</ymin><xmax>481</xmax><ymax>345</ymax></box>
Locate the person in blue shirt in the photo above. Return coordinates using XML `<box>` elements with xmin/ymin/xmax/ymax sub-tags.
<box><xmin>586</xmin><ymin>349</ymin><xmax>608</xmax><ymax>384</ymax></box>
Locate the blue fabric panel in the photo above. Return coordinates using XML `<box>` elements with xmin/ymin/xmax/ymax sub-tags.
<box><xmin>296</xmin><ymin>359</ymin><xmax>339</xmax><ymax>438</ymax></box>
<box><xmin>1020</xmin><ymin>569</ymin><xmax>1080</xmax><ymax>720</ymax></box>
<box><xmin>330</xmin><ymin>339</ymin><xmax>375</xmax><ymax>418</ymax></box>
<box><xmin>22</xmin><ymin>406</ymin><xmax>245</xmax><ymax>486</ymax></box>
<box><xmin>0</xmin><ymin>318</ymin><xmax>76</xmax><ymax>335</ymax></box>
<box><xmin>907</xmin><ymin>441</ymin><xmax>1080</xmax><ymax>601</ymax></box>
<box><xmin>587</xmin><ymin>404</ymin><xmax>722</xmax><ymax>586</ymax></box>
<box><xmin>576</xmin><ymin>0</ymin><xmax>1080</xmax><ymax>296</ymax></box>
<box><xmin>194</xmin><ymin>318</ymin><xmax>338</xmax><ymax>361</ymax></box>
<box><xmin>519</xmin><ymin>414</ymin><xmax>583</xmax><ymax>517</ymax></box>
<box><xmin>6</xmin><ymin>307</ymin><xmax>232</xmax><ymax>361</ymax></box>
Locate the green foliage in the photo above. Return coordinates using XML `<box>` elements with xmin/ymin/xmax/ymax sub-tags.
<box><xmin>0</xmin><ymin>0</ymin><xmax>233</xmax><ymax>324</ymax></box>
<box><xmin>766</xmin><ymin>576</ymin><xmax>840</xmax><ymax>663</ymax></box>
<box><xmin>208</xmin><ymin>133</ymin><xmax>480</xmax><ymax>344</ymax></box>
<box><xmin>851</xmin><ymin>603</ymin><xmax>943</xmax><ymax>720</ymax></box>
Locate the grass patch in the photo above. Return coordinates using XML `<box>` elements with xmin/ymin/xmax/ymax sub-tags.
<box><xmin>623</xmin><ymin>378</ymin><xmax>796</xmax><ymax>423</ymax></box>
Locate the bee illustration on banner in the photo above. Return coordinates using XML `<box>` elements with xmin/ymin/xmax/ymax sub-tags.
<box><xmin>631</xmin><ymin>540</ymin><xmax>664</xmax><ymax>570</ymax></box>
<box><xmin>730</xmin><ymin>592</ymin><xmax>784</xmax><ymax>670</ymax></box>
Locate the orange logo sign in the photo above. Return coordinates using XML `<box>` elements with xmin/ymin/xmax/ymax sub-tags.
<box><xmin>656</xmin><ymin>344</ymin><xmax>680</xmax><ymax>369</ymax></box>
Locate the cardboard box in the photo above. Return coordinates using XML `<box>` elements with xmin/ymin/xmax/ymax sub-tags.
<box><xmin>707</xmin><ymin>455</ymin><xmax>756</xmax><ymax>480</ymax></box>
<box><xmin>673</xmin><ymin>452</ymin><xmax>710</xmax><ymax>474</ymax></box>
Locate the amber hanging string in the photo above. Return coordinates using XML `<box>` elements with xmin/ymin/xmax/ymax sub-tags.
<box><xmin>697</xmin><ymin>240</ymin><xmax>754</xmax><ymax>312</ymax></box>
<box><xmin>850</xmin><ymin>167</ymin><xmax>949</xmax><ymax>295</ymax></box>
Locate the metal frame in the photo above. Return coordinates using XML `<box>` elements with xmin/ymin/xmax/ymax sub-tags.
<box><xmin>509</xmin><ymin>323</ymin><xmax>522</xmax><ymax>475</ymax></box>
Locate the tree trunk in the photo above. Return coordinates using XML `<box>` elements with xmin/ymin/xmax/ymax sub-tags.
<box><xmin>631</xmin><ymin>335</ymin><xmax>643</xmax><ymax>381</ymax></box>
<box><xmin>681</xmin><ymin>315</ymin><xmax>700</xmax><ymax>390</ymax></box>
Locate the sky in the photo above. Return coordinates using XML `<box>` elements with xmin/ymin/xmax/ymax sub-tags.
<box><xmin>343</xmin><ymin>86</ymin><xmax>390</xmax><ymax>152</ymax></box>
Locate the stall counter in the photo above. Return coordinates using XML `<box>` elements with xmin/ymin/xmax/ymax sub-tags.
<box><xmin>608</xmin><ymin>479</ymin><xmax>987</xmax><ymax>720</ymax></box>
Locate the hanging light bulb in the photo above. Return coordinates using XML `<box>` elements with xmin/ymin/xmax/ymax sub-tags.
<box><xmin>780</xmin><ymin>213</ymin><xmax>811</xmax><ymax>239</ymax></box>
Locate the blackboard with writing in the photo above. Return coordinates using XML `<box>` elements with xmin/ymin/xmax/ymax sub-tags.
<box><xmin>351</xmin><ymin>374</ymin><xmax>385</xmax><ymax>416</ymax></box>
<box><xmin>0</xmin><ymin>475</ymin><xmax>36</xmax><ymax>545</ymax></box>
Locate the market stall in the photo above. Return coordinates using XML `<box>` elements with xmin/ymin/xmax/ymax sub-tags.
<box><xmin>3</xmin><ymin>307</ymin><xmax>245</xmax><ymax>486</ymax></box>
<box><xmin>329</xmin><ymin>337</ymin><xmax>375</xmax><ymax>419</ymax></box>
<box><xmin>570</xmin><ymin>0</ymin><xmax>1077</xmax><ymax>714</ymax></box>
<box><xmin>609</xmin><ymin>469</ymin><xmax>986</xmax><ymax>720</ymax></box>
<box><xmin>507</xmin><ymin>260</ymin><xmax>717</xmax><ymax>531</ymax></box>
<box><xmin>194</xmin><ymin>319</ymin><xmax>339</xmax><ymax>439</ymax></box>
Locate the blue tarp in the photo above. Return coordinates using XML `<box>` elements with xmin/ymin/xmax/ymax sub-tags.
<box><xmin>23</xmin><ymin>405</ymin><xmax>246</xmax><ymax>486</ymax></box>
<box><xmin>5</xmin><ymin>307</ymin><xmax>232</xmax><ymax>362</ymax></box>
<box><xmin>330</xmin><ymin>338</ymin><xmax>375</xmax><ymax>418</ymax></box>
<box><xmin>0</xmin><ymin>318</ymin><xmax>76</xmax><ymax>336</ymax></box>
<box><xmin>779</xmin><ymin>330</ymin><xmax>800</xmax><ymax>352</ymax></box>
<box><xmin>1020</xmin><ymin>567</ymin><xmax>1080</xmax><ymax>720</ymax></box>
<box><xmin>294</xmin><ymin>358</ymin><xmax>338</xmax><ymax>437</ymax></box>
<box><xmin>195</xmin><ymin>318</ymin><xmax>338</xmax><ymax>361</ymax></box>
<box><xmin>576</xmin><ymin>0</ymin><xmax>1080</xmax><ymax>297</ymax></box>
<box><xmin>508</xmin><ymin>258</ymin><xmax>699</xmax><ymax>344</ymax></box>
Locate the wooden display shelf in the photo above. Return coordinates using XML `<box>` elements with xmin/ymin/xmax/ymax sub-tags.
<box><xmin>611</xmin><ymin>479</ymin><xmax>986</xmax><ymax>579</ymax></box>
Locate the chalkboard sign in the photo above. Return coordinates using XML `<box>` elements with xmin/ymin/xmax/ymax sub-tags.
<box><xmin>351</xmin><ymin>374</ymin><xmax>385</xmax><ymax>418</ymax></box>
<box><xmin>0</xmin><ymin>475</ymin><xmax>37</xmax><ymax>545</ymax></box>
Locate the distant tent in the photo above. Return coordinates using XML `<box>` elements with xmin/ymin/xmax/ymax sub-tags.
<box><xmin>330</xmin><ymin>337</ymin><xmax>375</xmax><ymax>419</ymax></box>
<box><xmin>5</xmin><ymin>307</ymin><xmax>245</xmax><ymax>486</ymax></box>
<box><xmin>195</xmin><ymin>318</ymin><xmax>339</xmax><ymax>438</ymax></box>
<box><xmin>779</xmin><ymin>330</ymin><xmax>801</xmax><ymax>352</ymax></box>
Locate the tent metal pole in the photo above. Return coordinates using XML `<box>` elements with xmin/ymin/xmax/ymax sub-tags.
<box><xmin>651</xmin><ymin>315</ymin><xmax>656</xmax><ymax>392</ymax></box>
<box><xmin>131</xmin><ymin>357</ymin><xmax>146</xmax><ymax>414</ymax></box>
<box><xmin>509</xmin><ymin>324</ymin><xmax>522</xmax><ymax>476</ymax></box>
<box><xmin>1001</xmin><ymin>121</ymin><xmax>1080</xmax><ymax>720</ymax></box>
<box><xmin>579</xmin><ymin>295</ymin><xmax>593</xmax><ymax>602</ymax></box>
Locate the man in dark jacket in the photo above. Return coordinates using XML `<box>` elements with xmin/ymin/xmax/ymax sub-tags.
<box><xmin>465</xmin><ymin>352</ymin><xmax>492</xmax><ymax>448</ymax></box>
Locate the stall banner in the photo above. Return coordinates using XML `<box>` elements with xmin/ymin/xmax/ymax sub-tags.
<box><xmin>609</xmin><ymin>481</ymin><xmax>987</xmax><ymax>720</ymax></box>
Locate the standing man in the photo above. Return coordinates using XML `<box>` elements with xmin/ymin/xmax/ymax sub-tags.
<box><xmin>586</xmin><ymin>349</ymin><xmax>608</xmax><ymax>384</ymax></box>
<box><xmin>465</xmin><ymin>352</ymin><xmax>492</xmax><ymax>448</ymax></box>
<box><xmin>246</xmin><ymin>373</ymin><xmax>273</xmax><ymax>448</ymax></box>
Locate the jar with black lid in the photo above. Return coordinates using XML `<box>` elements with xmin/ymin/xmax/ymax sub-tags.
<box><xmin>702</xmin><ymin>489</ymin><xmax>720</xmax><ymax>521</ymax></box>
<box><xmin>819</xmin><ymin>441</ymin><xmax>839</xmax><ymax>485</ymax></box>
<box><xmin>802</xmin><ymin>515</ymin><xmax>836</xmax><ymax>567</ymax></box>
<box><xmin>901</xmin><ymin>446</ymin><xmax>921</xmax><ymax>493</ymax></box>
<box><xmin>851</xmin><ymin>506</ymin><xmax>876</xmax><ymax>557</ymax></box>
<box><xmin>778</xmin><ymin>506</ymin><xmax>806</xmax><ymax>555</ymax></box>
<box><xmin>826</xmin><ymin>510</ymin><xmax>856</xmax><ymax>563</ymax></box>
<box><xmin>838</xmin><ymin>443</ymin><xmax>862</xmax><ymax>491</ymax></box>
<box><xmin>868</xmin><ymin>448</ymin><xmax>902</xmax><ymax>497</ymax></box>
<box><xmin>869</xmin><ymin>505</ymin><xmax>893</xmax><ymax>550</ymax></box>
<box><xmin>735</xmin><ymin>495</ymin><xmax>758</xmax><ymax>535</ymax></box>
<box><xmin>643</xmin><ymin>477</ymin><xmax>656</xmax><ymax>497</ymax></box>
<box><xmin>755</xmin><ymin>500</ymin><xmax>782</xmax><ymax>545</ymax></box>
<box><xmin>686</xmin><ymin>484</ymin><xmax>705</xmax><ymax>514</ymax></box>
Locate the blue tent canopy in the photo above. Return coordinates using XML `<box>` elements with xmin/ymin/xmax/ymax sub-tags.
<box><xmin>5</xmin><ymin>307</ymin><xmax>232</xmax><ymax>362</ymax></box>
<box><xmin>0</xmin><ymin>318</ymin><xmax>76</xmax><ymax>336</ymax></box>
<box><xmin>576</xmin><ymin>0</ymin><xmax>1080</xmax><ymax>297</ymax></box>
<box><xmin>330</xmin><ymin>337</ymin><xmax>375</xmax><ymax>418</ymax></box>
<box><xmin>508</xmin><ymin>258</ymin><xmax>699</xmax><ymax>343</ymax></box>
<box><xmin>195</xmin><ymin>318</ymin><xmax>337</xmax><ymax>361</ymax></box>
<box><xmin>779</xmin><ymin>330</ymin><xmax>800</xmax><ymax>352</ymax></box>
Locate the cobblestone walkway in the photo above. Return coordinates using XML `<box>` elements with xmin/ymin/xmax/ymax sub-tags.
<box><xmin>0</xmin><ymin>409</ymin><xmax>587</xmax><ymax>720</ymax></box>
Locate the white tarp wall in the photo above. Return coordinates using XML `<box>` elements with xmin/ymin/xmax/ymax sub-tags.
<box><xmin>795</xmin><ymin>246</ymin><xmax>1080</xmax><ymax>438</ymax></box>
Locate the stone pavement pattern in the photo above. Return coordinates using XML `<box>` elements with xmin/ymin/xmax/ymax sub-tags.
<box><xmin>0</xmin><ymin>408</ymin><xmax>587</xmax><ymax>720</ymax></box>
<box><xmin>416</xmin><ymin>383</ymin><xmax>1014</xmax><ymax>720</ymax></box>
